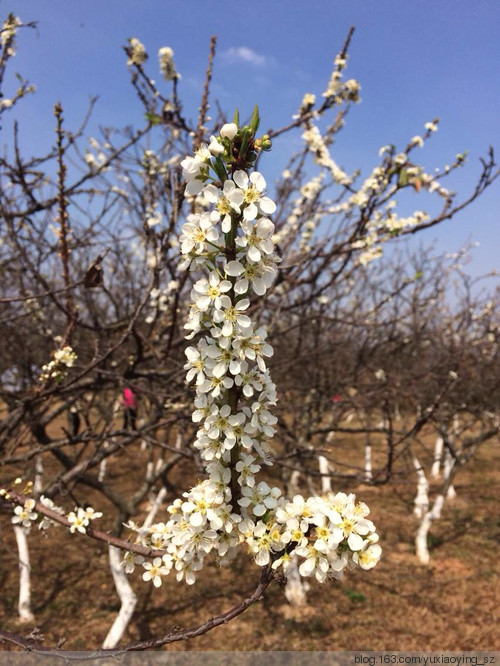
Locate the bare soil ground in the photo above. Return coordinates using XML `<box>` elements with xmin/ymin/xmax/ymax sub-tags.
<box><xmin>1</xmin><ymin>429</ymin><xmax>499</xmax><ymax>652</ymax></box>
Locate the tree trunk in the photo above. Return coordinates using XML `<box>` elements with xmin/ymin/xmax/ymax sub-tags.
<box><xmin>13</xmin><ymin>526</ymin><xmax>35</xmax><ymax>622</ymax></box>
<box><xmin>102</xmin><ymin>545</ymin><xmax>137</xmax><ymax>649</ymax></box>
<box><xmin>412</xmin><ymin>456</ymin><xmax>429</xmax><ymax>519</ymax></box>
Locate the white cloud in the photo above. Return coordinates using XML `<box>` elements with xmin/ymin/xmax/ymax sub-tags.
<box><xmin>223</xmin><ymin>46</ymin><xmax>267</xmax><ymax>66</ymax></box>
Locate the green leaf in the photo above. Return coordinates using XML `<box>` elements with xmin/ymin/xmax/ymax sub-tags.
<box><xmin>249</xmin><ymin>104</ymin><xmax>260</xmax><ymax>134</ymax></box>
<box><xmin>399</xmin><ymin>169</ymin><xmax>409</xmax><ymax>186</ymax></box>
<box><xmin>343</xmin><ymin>588</ymin><xmax>366</xmax><ymax>603</ymax></box>
<box><xmin>144</xmin><ymin>112</ymin><xmax>162</xmax><ymax>126</ymax></box>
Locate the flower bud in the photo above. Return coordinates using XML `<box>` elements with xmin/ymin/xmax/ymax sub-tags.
<box><xmin>255</xmin><ymin>135</ymin><xmax>272</xmax><ymax>152</ymax></box>
<box><xmin>220</xmin><ymin>123</ymin><xmax>238</xmax><ymax>141</ymax></box>
<box><xmin>208</xmin><ymin>137</ymin><xmax>224</xmax><ymax>156</ymax></box>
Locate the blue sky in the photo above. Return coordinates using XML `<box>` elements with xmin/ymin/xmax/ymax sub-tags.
<box><xmin>2</xmin><ymin>0</ymin><xmax>499</xmax><ymax>280</ymax></box>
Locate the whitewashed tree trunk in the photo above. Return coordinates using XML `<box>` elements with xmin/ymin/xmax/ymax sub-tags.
<box><xmin>289</xmin><ymin>470</ymin><xmax>300</xmax><ymax>492</ymax></box>
<box><xmin>284</xmin><ymin>555</ymin><xmax>310</xmax><ymax>606</ymax></box>
<box><xmin>318</xmin><ymin>455</ymin><xmax>331</xmax><ymax>493</ymax></box>
<box><xmin>143</xmin><ymin>487</ymin><xmax>168</xmax><ymax>529</ymax></box>
<box><xmin>13</xmin><ymin>526</ymin><xmax>35</xmax><ymax>622</ymax></box>
<box><xmin>98</xmin><ymin>441</ymin><xmax>110</xmax><ymax>483</ymax></box>
<box><xmin>412</xmin><ymin>456</ymin><xmax>429</xmax><ymax>519</ymax></box>
<box><xmin>365</xmin><ymin>411</ymin><xmax>379</xmax><ymax>482</ymax></box>
<box><xmin>102</xmin><ymin>545</ymin><xmax>137</xmax><ymax>649</ymax></box>
<box><xmin>283</xmin><ymin>469</ymin><xmax>309</xmax><ymax>606</ymax></box>
<box><xmin>318</xmin><ymin>431</ymin><xmax>334</xmax><ymax>494</ymax></box>
<box><xmin>443</xmin><ymin>449</ymin><xmax>456</xmax><ymax>501</ymax></box>
<box><xmin>431</xmin><ymin>435</ymin><xmax>443</xmax><ymax>479</ymax></box>
<box><xmin>415</xmin><ymin>494</ymin><xmax>445</xmax><ymax>564</ymax></box>
<box><xmin>34</xmin><ymin>456</ymin><xmax>43</xmax><ymax>495</ymax></box>
<box><xmin>364</xmin><ymin>443</ymin><xmax>372</xmax><ymax>482</ymax></box>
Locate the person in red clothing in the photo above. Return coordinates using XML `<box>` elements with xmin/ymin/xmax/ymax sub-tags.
<box><xmin>121</xmin><ymin>386</ymin><xmax>137</xmax><ymax>430</ymax></box>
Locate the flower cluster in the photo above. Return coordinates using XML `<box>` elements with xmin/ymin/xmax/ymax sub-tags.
<box><xmin>158</xmin><ymin>46</ymin><xmax>179</xmax><ymax>81</ymax></box>
<box><xmin>125</xmin><ymin>111</ymin><xmax>381</xmax><ymax>588</ymax></box>
<box><xmin>11</xmin><ymin>498</ymin><xmax>38</xmax><ymax>533</ymax></box>
<box><xmin>145</xmin><ymin>280</ymin><xmax>179</xmax><ymax>324</ymax></box>
<box><xmin>302</xmin><ymin>124</ymin><xmax>351</xmax><ymax>186</ymax></box>
<box><xmin>67</xmin><ymin>506</ymin><xmax>103</xmax><ymax>534</ymax></box>
<box><xmin>1</xmin><ymin>13</ymin><xmax>21</xmax><ymax>55</ymax></box>
<box><xmin>127</xmin><ymin>37</ymin><xmax>147</xmax><ymax>66</ymax></box>
<box><xmin>84</xmin><ymin>137</ymin><xmax>109</xmax><ymax>172</ymax></box>
<box><xmin>39</xmin><ymin>345</ymin><xmax>77</xmax><ymax>383</ymax></box>
<box><xmin>38</xmin><ymin>495</ymin><xmax>65</xmax><ymax>530</ymax></box>
<box><xmin>322</xmin><ymin>51</ymin><xmax>361</xmax><ymax>103</ymax></box>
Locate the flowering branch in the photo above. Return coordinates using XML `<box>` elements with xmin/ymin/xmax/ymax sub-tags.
<box><xmin>115</xmin><ymin>111</ymin><xmax>382</xmax><ymax>590</ymax></box>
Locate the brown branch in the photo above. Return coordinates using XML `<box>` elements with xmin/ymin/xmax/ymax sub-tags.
<box><xmin>194</xmin><ymin>35</ymin><xmax>217</xmax><ymax>152</ymax></box>
<box><xmin>54</xmin><ymin>102</ymin><xmax>75</xmax><ymax>345</ymax></box>
<box><xmin>0</xmin><ymin>566</ymin><xmax>275</xmax><ymax>654</ymax></box>
<box><xmin>120</xmin><ymin>565</ymin><xmax>275</xmax><ymax>651</ymax></box>
<box><xmin>1</xmin><ymin>488</ymin><xmax>166</xmax><ymax>558</ymax></box>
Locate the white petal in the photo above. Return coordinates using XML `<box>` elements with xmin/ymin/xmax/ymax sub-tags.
<box><xmin>213</xmin><ymin>361</ymin><xmax>227</xmax><ymax>378</ymax></box>
<box><xmin>243</xmin><ymin>203</ymin><xmax>258</xmax><ymax>221</ymax></box>
<box><xmin>259</xmin><ymin>197</ymin><xmax>276</xmax><ymax>215</ymax></box>
<box><xmin>204</xmin><ymin>184</ymin><xmax>220</xmax><ymax>203</ymax></box>
<box><xmin>229</xmin><ymin>359</ymin><xmax>241</xmax><ymax>374</ymax></box>
<box><xmin>255</xmin><ymin>549</ymin><xmax>270</xmax><ymax>566</ymax></box>
<box><xmin>196</xmin><ymin>295</ymin><xmax>211</xmax><ymax>310</ymax></box>
<box><xmin>248</xmin><ymin>246</ymin><xmax>261</xmax><ymax>262</ymax></box>
<box><xmin>225</xmin><ymin>260</ymin><xmax>245</xmax><ymax>276</ymax></box>
<box><xmin>237</xmin><ymin>315</ymin><xmax>251</xmax><ymax>328</ymax></box>
<box><xmin>252</xmin><ymin>278</ymin><xmax>266</xmax><ymax>295</ymax></box>
<box><xmin>250</xmin><ymin>171</ymin><xmax>266</xmax><ymax>191</ymax></box>
<box><xmin>221</xmin><ymin>215</ymin><xmax>232</xmax><ymax>233</ymax></box>
<box><xmin>299</xmin><ymin>558</ymin><xmax>316</xmax><ymax>577</ymax></box>
<box><xmin>220</xmin><ymin>123</ymin><xmax>238</xmax><ymax>140</ymax></box>
<box><xmin>229</xmin><ymin>190</ymin><xmax>244</xmax><ymax>207</ymax></box>
<box><xmin>234</xmin><ymin>278</ymin><xmax>249</xmax><ymax>294</ymax></box>
<box><xmin>233</xmin><ymin>170</ymin><xmax>249</xmax><ymax>189</ymax></box>
<box><xmin>236</xmin><ymin>298</ymin><xmax>249</xmax><ymax>310</ymax></box>
<box><xmin>186</xmin><ymin>180</ymin><xmax>204</xmax><ymax>196</ymax></box>
<box><xmin>348</xmin><ymin>533</ymin><xmax>365</xmax><ymax>551</ymax></box>
<box><xmin>209</xmin><ymin>271</ymin><xmax>220</xmax><ymax>286</ymax></box>
<box><xmin>256</xmin><ymin>218</ymin><xmax>275</xmax><ymax>236</ymax></box>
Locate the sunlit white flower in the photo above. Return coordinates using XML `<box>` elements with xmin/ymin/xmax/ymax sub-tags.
<box><xmin>180</xmin><ymin>213</ymin><xmax>219</xmax><ymax>255</ymax></box>
<box><xmin>127</xmin><ymin>38</ymin><xmax>147</xmax><ymax>66</ymax></box>
<box><xmin>235</xmin><ymin>454</ymin><xmax>261</xmax><ymax>487</ymax></box>
<box><xmin>353</xmin><ymin>543</ymin><xmax>382</xmax><ymax>570</ymax></box>
<box><xmin>204</xmin><ymin>179</ymin><xmax>244</xmax><ymax>233</ymax></box>
<box><xmin>192</xmin><ymin>272</ymin><xmax>232</xmax><ymax>311</ymax></box>
<box><xmin>232</xmin><ymin>170</ymin><xmax>276</xmax><ymax>221</ymax></box>
<box><xmin>236</xmin><ymin>218</ymin><xmax>275</xmax><ymax>263</ymax></box>
<box><xmin>122</xmin><ymin>551</ymin><xmax>145</xmax><ymax>574</ymax></box>
<box><xmin>158</xmin><ymin>46</ymin><xmax>179</xmax><ymax>81</ymax></box>
<box><xmin>12</xmin><ymin>500</ymin><xmax>38</xmax><ymax>531</ymax></box>
<box><xmin>143</xmin><ymin>557</ymin><xmax>171</xmax><ymax>587</ymax></box>
<box><xmin>238</xmin><ymin>481</ymin><xmax>281</xmax><ymax>517</ymax></box>
<box><xmin>212</xmin><ymin>298</ymin><xmax>252</xmax><ymax>337</ymax></box>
